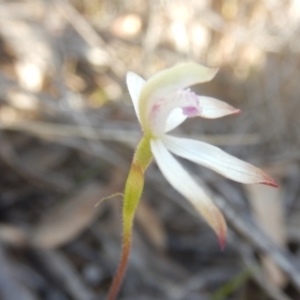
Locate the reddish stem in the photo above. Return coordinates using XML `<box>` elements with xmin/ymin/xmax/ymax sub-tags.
<box><xmin>106</xmin><ymin>233</ymin><xmax>131</xmax><ymax>300</ymax></box>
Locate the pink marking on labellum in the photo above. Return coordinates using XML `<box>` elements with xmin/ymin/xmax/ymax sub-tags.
<box><xmin>179</xmin><ymin>89</ymin><xmax>201</xmax><ymax>117</ymax></box>
<box><xmin>182</xmin><ymin>106</ymin><xmax>199</xmax><ymax>117</ymax></box>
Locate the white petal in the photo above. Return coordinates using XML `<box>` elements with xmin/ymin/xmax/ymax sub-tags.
<box><xmin>164</xmin><ymin>94</ymin><xmax>240</xmax><ymax>133</ymax></box>
<box><xmin>126</xmin><ymin>71</ymin><xmax>146</xmax><ymax>122</ymax></box>
<box><xmin>151</xmin><ymin>138</ymin><xmax>227</xmax><ymax>244</ymax></box>
<box><xmin>198</xmin><ymin>96</ymin><xmax>240</xmax><ymax>119</ymax></box>
<box><xmin>164</xmin><ymin>108</ymin><xmax>187</xmax><ymax>133</ymax></box>
<box><xmin>163</xmin><ymin>135</ymin><xmax>278</xmax><ymax>187</ymax></box>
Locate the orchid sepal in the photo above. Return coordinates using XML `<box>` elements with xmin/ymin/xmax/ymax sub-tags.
<box><xmin>150</xmin><ymin>138</ymin><xmax>227</xmax><ymax>246</ymax></box>
<box><xmin>162</xmin><ymin>135</ymin><xmax>279</xmax><ymax>187</ymax></box>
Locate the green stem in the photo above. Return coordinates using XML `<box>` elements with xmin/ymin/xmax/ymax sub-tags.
<box><xmin>106</xmin><ymin>137</ymin><xmax>152</xmax><ymax>300</ymax></box>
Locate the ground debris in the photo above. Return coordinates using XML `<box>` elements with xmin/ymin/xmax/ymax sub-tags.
<box><xmin>0</xmin><ymin>0</ymin><xmax>299</xmax><ymax>299</ymax></box>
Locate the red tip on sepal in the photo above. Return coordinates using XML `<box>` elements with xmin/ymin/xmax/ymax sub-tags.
<box><xmin>260</xmin><ymin>174</ymin><xmax>279</xmax><ymax>188</ymax></box>
<box><xmin>261</xmin><ymin>180</ymin><xmax>279</xmax><ymax>188</ymax></box>
<box><xmin>214</xmin><ymin>213</ymin><xmax>227</xmax><ymax>251</ymax></box>
<box><xmin>218</xmin><ymin>235</ymin><xmax>226</xmax><ymax>251</ymax></box>
<box><xmin>233</xmin><ymin>109</ymin><xmax>241</xmax><ymax>115</ymax></box>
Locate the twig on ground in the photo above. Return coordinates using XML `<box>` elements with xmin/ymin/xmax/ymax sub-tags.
<box><xmin>0</xmin><ymin>244</ymin><xmax>37</xmax><ymax>300</ymax></box>
<box><xmin>0</xmin><ymin>133</ymin><xmax>73</xmax><ymax>192</ymax></box>
<box><xmin>240</xmin><ymin>241</ymin><xmax>292</xmax><ymax>300</ymax></box>
<box><xmin>0</xmin><ymin>118</ymin><xmax>261</xmax><ymax>146</ymax></box>
<box><xmin>53</xmin><ymin>0</ymin><xmax>125</xmax><ymax>76</ymax></box>
<box><xmin>29</xmin><ymin>248</ymin><xmax>97</xmax><ymax>300</ymax></box>
<box><xmin>212</xmin><ymin>191</ymin><xmax>300</xmax><ymax>293</ymax></box>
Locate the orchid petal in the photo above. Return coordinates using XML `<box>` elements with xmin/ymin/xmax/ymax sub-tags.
<box><xmin>126</xmin><ymin>72</ymin><xmax>146</xmax><ymax>122</ymax></box>
<box><xmin>164</xmin><ymin>94</ymin><xmax>240</xmax><ymax>133</ymax></box>
<box><xmin>151</xmin><ymin>138</ymin><xmax>227</xmax><ymax>246</ymax></box>
<box><xmin>163</xmin><ymin>135</ymin><xmax>278</xmax><ymax>187</ymax></box>
<box><xmin>165</xmin><ymin>108</ymin><xmax>187</xmax><ymax>133</ymax></box>
<box><xmin>198</xmin><ymin>96</ymin><xmax>241</xmax><ymax>118</ymax></box>
<box><xmin>139</xmin><ymin>63</ymin><xmax>218</xmax><ymax>136</ymax></box>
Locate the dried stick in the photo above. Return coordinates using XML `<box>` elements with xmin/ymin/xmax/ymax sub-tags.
<box><xmin>212</xmin><ymin>192</ymin><xmax>300</xmax><ymax>293</ymax></box>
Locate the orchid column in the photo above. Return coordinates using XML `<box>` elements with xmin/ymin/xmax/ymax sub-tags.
<box><xmin>107</xmin><ymin>63</ymin><xmax>278</xmax><ymax>300</ymax></box>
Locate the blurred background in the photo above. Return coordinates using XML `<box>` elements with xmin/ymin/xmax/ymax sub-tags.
<box><xmin>0</xmin><ymin>0</ymin><xmax>300</xmax><ymax>299</ymax></box>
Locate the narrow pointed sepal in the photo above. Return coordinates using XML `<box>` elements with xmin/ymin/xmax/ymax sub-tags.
<box><xmin>198</xmin><ymin>96</ymin><xmax>241</xmax><ymax>119</ymax></box>
<box><xmin>150</xmin><ymin>138</ymin><xmax>227</xmax><ymax>243</ymax></box>
<box><xmin>126</xmin><ymin>72</ymin><xmax>146</xmax><ymax>123</ymax></box>
<box><xmin>162</xmin><ymin>136</ymin><xmax>278</xmax><ymax>186</ymax></box>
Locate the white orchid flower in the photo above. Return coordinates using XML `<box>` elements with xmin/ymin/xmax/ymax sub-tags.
<box><xmin>107</xmin><ymin>63</ymin><xmax>278</xmax><ymax>300</ymax></box>
<box><xmin>127</xmin><ymin>62</ymin><xmax>277</xmax><ymax>244</ymax></box>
